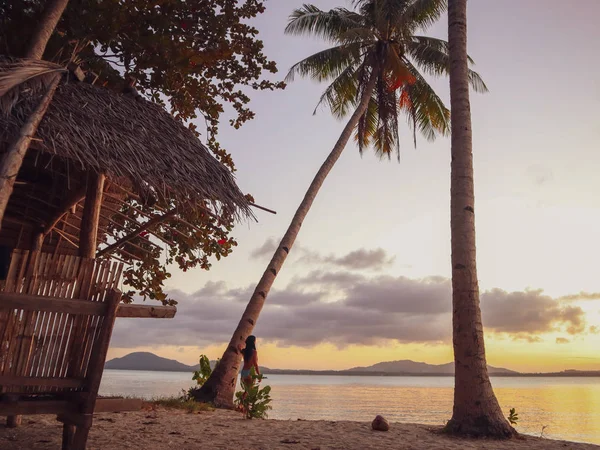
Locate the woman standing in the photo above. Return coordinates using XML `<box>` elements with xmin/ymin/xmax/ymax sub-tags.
<box><xmin>239</xmin><ymin>335</ymin><xmax>260</xmax><ymax>389</ymax></box>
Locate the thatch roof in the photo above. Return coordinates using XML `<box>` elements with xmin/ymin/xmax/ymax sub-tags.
<box><xmin>0</xmin><ymin>76</ymin><xmax>252</xmax><ymax>219</ymax></box>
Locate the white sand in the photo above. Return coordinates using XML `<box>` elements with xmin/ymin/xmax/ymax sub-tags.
<box><xmin>2</xmin><ymin>407</ymin><xmax>599</xmax><ymax>449</ymax></box>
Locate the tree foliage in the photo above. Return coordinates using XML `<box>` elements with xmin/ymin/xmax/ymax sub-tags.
<box><xmin>109</xmin><ymin>196</ymin><xmax>246</xmax><ymax>305</ymax></box>
<box><xmin>1</xmin><ymin>0</ymin><xmax>284</xmax><ymax>169</ymax></box>
<box><xmin>0</xmin><ymin>0</ymin><xmax>282</xmax><ymax>304</ymax></box>
<box><xmin>285</xmin><ymin>0</ymin><xmax>486</xmax><ymax>159</ymax></box>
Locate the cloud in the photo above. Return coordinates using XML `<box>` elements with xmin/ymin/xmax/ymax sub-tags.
<box><xmin>481</xmin><ymin>288</ymin><xmax>587</xmax><ymax>337</ymax></box>
<box><xmin>324</xmin><ymin>248</ymin><xmax>395</xmax><ymax>270</ymax></box>
<box><xmin>110</xmin><ymin>271</ymin><xmax>594</xmax><ymax>351</ymax></box>
<box><xmin>556</xmin><ymin>337</ymin><xmax>570</xmax><ymax>344</ymax></box>
<box><xmin>343</xmin><ymin>275</ymin><xmax>451</xmax><ymax>315</ymax></box>
<box><xmin>249</xmin><ymin>238</ymin><xmax>396</xmax><ymax>271</ymax></box>
<box><xmin>249</xmin><ymin>237</ymin><xmax>279</xmax><ymax>259</ymax></box>
<box><xmin>558</xmin><ymin>291</ymin><xmax>600</xmax><ymax>301</ymax></box>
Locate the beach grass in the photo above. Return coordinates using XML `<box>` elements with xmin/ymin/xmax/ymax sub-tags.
<box><xmin>146</xmin><ymin>395</ymin><xmax>214</xmax><ymax>413</ymax></box>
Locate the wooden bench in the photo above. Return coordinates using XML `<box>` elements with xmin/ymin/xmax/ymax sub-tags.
<box><xmin>0</xmin><ymin>289</ymin><xmax>133</xmax><ymax>449</ymax></box>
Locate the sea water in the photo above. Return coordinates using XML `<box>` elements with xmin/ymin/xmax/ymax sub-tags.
<box><xmin>99</xmin><ymin>370</ymin><xmax>600</xmax><ymax>445</ymax></box>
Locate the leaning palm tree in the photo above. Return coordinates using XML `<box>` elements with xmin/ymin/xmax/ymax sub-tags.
<box><xmin>195</xmin><ymin>0</ymin><xmax>486</xmax><ymax>407</ymax></box>
<box><xmin>444</xmin><ymin>0</ymin><xmax>516</xmax><ymax>438</ymax></box>
<box><xmin>0</xmin><ymin>0</ymin><xmax>70</xmax><ymax>230</ymax></box>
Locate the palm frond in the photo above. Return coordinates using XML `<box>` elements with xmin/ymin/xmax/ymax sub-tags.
<box><xmin>467</xmin><ymin>70</ymin><xmax>488</xmax><ymax>94</ymax></box>
<box><xmin>372</xmin><ymin>73</ymin><xmax>400</xmax><ymax>159</ymax></box>
<box><xmin>353</xmin><ymin>0</ymin><xmax>408</xmax><ymax>36</ymax></box>
<box><xmin>287</xmin><ymin>0</ymin><xmax>484</xmax><ymax>160</ymax></box>
<box><xmin>0</xmin><ymin>59</ymin><xmax>65</xmax><ymax>97</ymax></box>
<box><xmin>285</xmin><ymin>5</ymin><xmax>365</xmax><ymax>43</ymax></box>
<box><xmin>402</xmin><ymin>0</ymin><xmax>447</xmax><ymax>32</ymax></box>
<box><xmin>0</xmin><ymin>58</ymin><xmax>66</xmax><ymax>116</ymax></box>
<box><xmin>410</xmin><ymin>36</ymin><xmax>474</xmax><ymax>64</ymax></box>
<box><xmin>314</xmin><ymin>63</ymin><xmax>362</xmax><ymax>119</ymax></box>
<box><xmin>355</xmin><ymin>97</ymin><xmax>378</xmax><ymax>153</ymax></box>
<box><xmin>408</xmin><ymin>36</ymin><xmax>488</xmax><ymax>93</ymax></box>
<box><xmin>285</xmin><ymin>43</ymin><xmax>363</xmax><ymax>83</ymax></box>
<box><xmin>338</xmin><ymin>27</ymin><xmax>378</xmax><ymax>44</ymax></box>
<box><xmin>403</xmin><ymin>59</ymin><xmax>450</xmax><ymax>141</ymax></box>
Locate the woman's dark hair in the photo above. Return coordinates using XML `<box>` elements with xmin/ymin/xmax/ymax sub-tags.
<box><xmin>242</xmin><ymin>335</ymin><xmax>256</xmax><ymax>362</ymax></box>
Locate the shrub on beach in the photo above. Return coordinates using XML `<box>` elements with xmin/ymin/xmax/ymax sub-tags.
<box><xmin>186</xmin><ymin>355</ymin><xmax>217</xmax><ymax>400</ymax></box>
<box><xmin>234</xmin><ymin>368</ymin><xmax>272</xmax><ymax>419</ymax></box>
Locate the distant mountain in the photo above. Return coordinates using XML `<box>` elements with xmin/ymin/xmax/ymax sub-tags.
<box><xmin>349</xmin><ymin>360</ymin><xmax>518</xmax><ymax>375</ymax></box>
<box><xmin>105</xmin><ymin>352</ymin><xmax>200</xmax><ymax>372</ymax></box>
<box><xmin>105</xmin><ymin>352</ymin><xmax>265</xmax><ymax>373</ymax></box>
<box><xmin>105</xmin><ymin>352</ymin><xmax>536</xmax><ymax>376</ymax></box>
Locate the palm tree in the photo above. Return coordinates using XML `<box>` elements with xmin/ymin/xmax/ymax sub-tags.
<box><xmin>195</xmin><ymin>0</ymin><xmax>486</xmax><ymax>408</ymax></box>
<box><xmin>0</xmin><ymin>0</ymin><xmax>70</xmax><ymax>230</ymax></box>
<box><xmin>444</xmin><ymin>0</ymin><xmax>516</xmax><ymax>438</ymax></box>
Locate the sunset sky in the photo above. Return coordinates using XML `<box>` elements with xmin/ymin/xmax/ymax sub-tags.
<box><xmin>108</xmin><ymin>0</ymin><xmax>600</xmax><ymax>373</ymax></box>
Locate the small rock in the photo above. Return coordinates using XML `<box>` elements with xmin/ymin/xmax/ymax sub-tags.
<box><xmin>371</xmin><ymin>415</ymin><xmax>389</xmax><ymax>432</ymax></box>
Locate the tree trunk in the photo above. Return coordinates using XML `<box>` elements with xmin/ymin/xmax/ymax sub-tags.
<box><xmin>193</xmin><ymin>70</ymin><xmax>380</xmax><ymax>408</ymax></box>
<box><xmin>445</xmin><ymin>0</ymin><xmax>516</xmax><ymax>438</ymax></box>
<box><xmin>79</xmin><ymin>173</ymin><xmax>105</xmax><ymax>258</ymax></box>
<box><xmin>26</xmin><ymin>0</ymin><xmax>71</xmax><ymax>60</ymax></box>
<box><xmin>0</xmin><ymin>0</ymin><xmax>70</xmax><ymax>231</ymax></box>
<box><xmin>0</xmin><ymin>74</ymin><xmax>61</xmax><ymax>232</ymax></box>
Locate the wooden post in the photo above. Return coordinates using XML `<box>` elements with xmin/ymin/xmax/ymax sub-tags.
<box><xmin>79</xmin><ymin>173</ymin><xmax>105</xmax><ymax>258</ymax></box>
<box><xmin>5</xmin><ymin>395</ymin><xmax>21</xmax><ymax>428</ymax></box>
<box><xmin>31</xmin><ymin>232</ymin><xmax>44</xmax><ymax>252</ymax></box>
<box><xmin>26</xmin><ymin>229</ymin><xmax>44</xmax><ymax>282</ymax></box>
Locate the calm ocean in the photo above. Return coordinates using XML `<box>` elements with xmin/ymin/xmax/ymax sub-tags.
<box><xmin>99</xmin><ymin>370</ymin><xmax>600</xmax><ymax>445</ymax></box>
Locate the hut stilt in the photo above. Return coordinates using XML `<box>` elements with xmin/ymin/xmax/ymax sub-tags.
<box><xmin>79</xmin><ymin>173</ymin><xmax>105</xmax><ymax>258</ymax></box>
<box><xmin>27</xmin><ymin>230</ymin><xmax>44</xmax><ymax>272</ymax></box>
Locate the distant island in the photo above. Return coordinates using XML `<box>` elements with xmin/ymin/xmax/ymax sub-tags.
<box><xmin>105</xmin><ymin>352</ymin><xmax>600</xmax><ymax>377</ymax></box>
<box><xmin>105</xmin><ymin>352</ymin><xmax>200</xmax><ymax>372</ymax></box>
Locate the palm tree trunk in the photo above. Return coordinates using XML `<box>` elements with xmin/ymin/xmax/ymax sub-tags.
<box><xmin>194</xmin><ymin>70</ymin><xmax>379</xmax><ymax>408</ymax></box>
<box><xmin>0</xmin><ymin>0</ymin><xmax>69</xmax><ymax>231</ymax></box>
<box><xmin>444</xmin><ymin>0</ymin><xmax>516</xmax><ymax>438</ymax></box>
<box><xmin>0</xmin><ymin>74</ymin><xmax>61</xmax><ymax>232</ymax></box>
<box><xmin>26</xmin><ymin>0</ymin><xmax>71</xmax><ymax>60</ymax></box>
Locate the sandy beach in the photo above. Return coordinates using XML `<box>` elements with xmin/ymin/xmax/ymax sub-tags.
<box><xmin>1</xmin><ymin>407</ymin><xmax>598</xmax><ymax>450</ymax></box>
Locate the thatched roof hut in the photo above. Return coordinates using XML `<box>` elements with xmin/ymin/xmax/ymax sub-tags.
<box><xmin>0</xmin><ymin>69</ymin><xmax>252</xmax><ymax>257</ymax></box>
